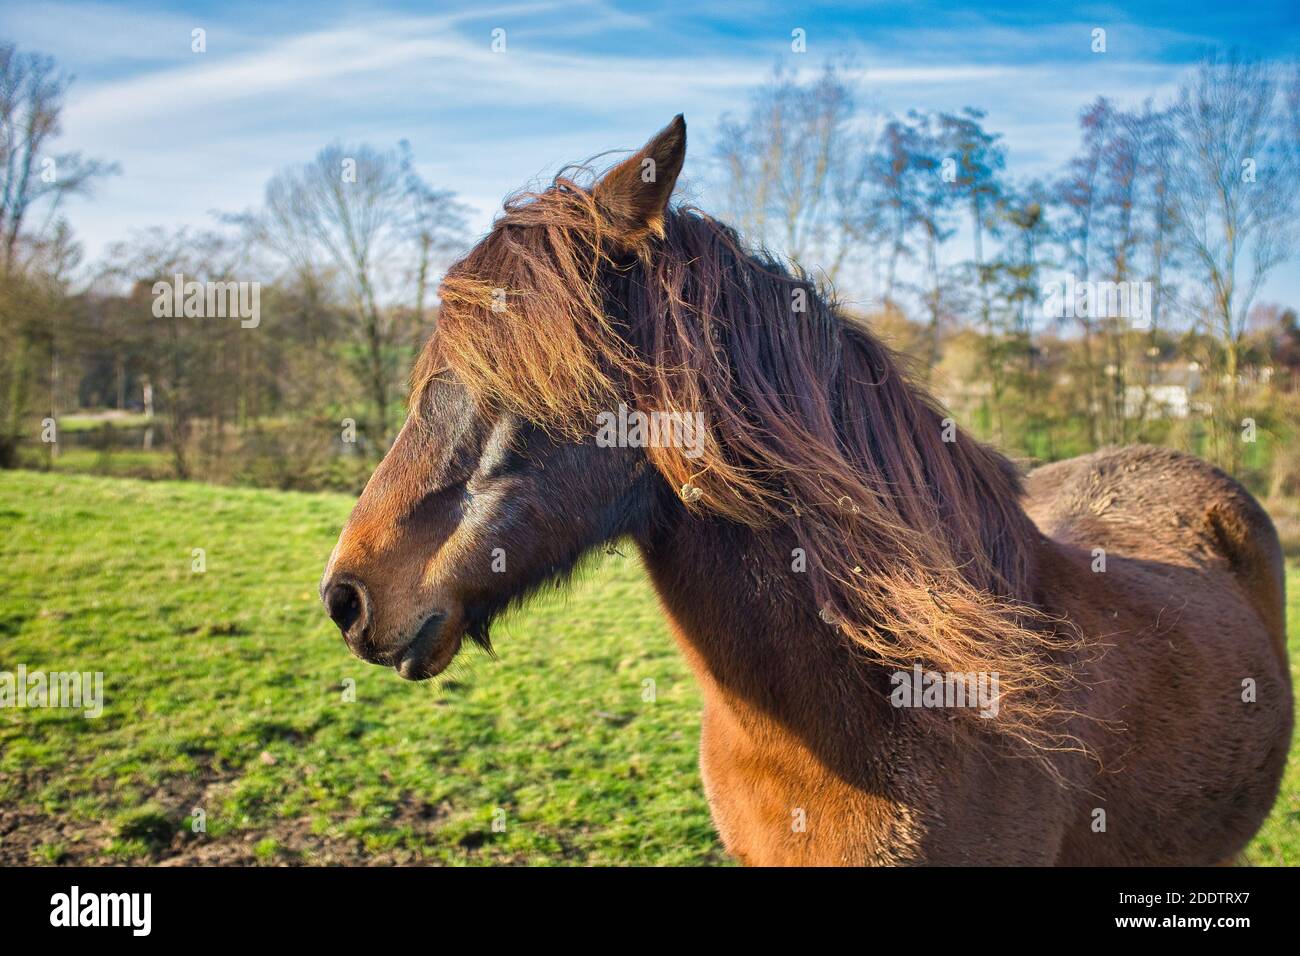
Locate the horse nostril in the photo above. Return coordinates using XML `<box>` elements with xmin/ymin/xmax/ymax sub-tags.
<box><xmin>324</xmin><ymin>580</ymin><xmax>369</xmax><ymax>638</ymax></box>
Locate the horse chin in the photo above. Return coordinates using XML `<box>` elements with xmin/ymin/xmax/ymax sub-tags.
<box><xmin>394</xmin><ymin>613</ymin><xmax>464</xmax><ymax>681</ymax></box>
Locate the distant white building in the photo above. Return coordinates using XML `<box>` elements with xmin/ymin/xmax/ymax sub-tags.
<box><xmin>1123</xmin><ymin>363</ymin><xmax>1203</xmax><ymax>420</ymax></box>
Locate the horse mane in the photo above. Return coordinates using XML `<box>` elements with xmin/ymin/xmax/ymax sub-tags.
<box><xmin>429</xmin><ymin>172</ymin><xmax>1085</xmax><ymax>754</ymax></box>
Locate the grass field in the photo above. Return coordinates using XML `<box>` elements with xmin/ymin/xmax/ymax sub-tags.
<box><xmin>0</xmin><ymin>470</ymin><xmax>1297</xmax><ymax>865</ymax></box>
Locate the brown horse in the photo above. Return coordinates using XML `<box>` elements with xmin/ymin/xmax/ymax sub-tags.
<box><xmin>321</xmin><ymin>116</ymin><xmax>1293</xmax><ymax>865</ymax></box>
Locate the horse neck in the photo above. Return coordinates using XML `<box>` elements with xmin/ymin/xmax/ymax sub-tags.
<box><xmin>636</xmin><ymin>513</ymin><xmax>900</xmax><ymax>756</ymax></box>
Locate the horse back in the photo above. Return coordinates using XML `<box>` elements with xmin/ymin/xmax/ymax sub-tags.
<box><xmin>1024</xmin><ymin>444</ymin><xmax>1292</xmax><ymax>863</ymax></box>
<box><xmin>1025</xmin><ymin>444</ymin><xmax>1285</xmax><ymax>661</ymax></box>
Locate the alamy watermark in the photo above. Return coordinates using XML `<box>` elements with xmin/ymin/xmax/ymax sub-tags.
<box><xmin>0</xmin><ymin>665</ymin><xmax>104</xmax><ymax>718</ymax></box>
<box><xmin>595</xmin><ymin>402</ymin><xmax>705</xmax><ymax>459</ymax></box>
<box><xmin>152</xmin><ymin>273</ymin><xmax>260</xmax><ymax>328</ymax></box>
<box><xmin>1041</xmin><ymin>273</ymin><xmax>1151</xmax><ymax>329</ymax></box>
<box><xmin>890</xmin><ymin>664</ymin><xmax>1000</xmax><ymax>719</ymax></box>
<box><xmin>50</xmin><ymin>886</ymin><xmax>150</xmax><ymax>936</ymax></box>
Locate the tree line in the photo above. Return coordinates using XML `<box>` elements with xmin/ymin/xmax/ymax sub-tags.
<box><xmin>716</xmin><ymin>56</ymin><xmax>1300</xmax><ymax>482</ymax></box>
<box><xmin>2</xmin><ymin>41</ymin><xmax>1299</xmax><ymax>494</ymax></box>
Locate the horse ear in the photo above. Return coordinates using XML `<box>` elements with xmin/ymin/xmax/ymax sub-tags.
<box><xmin>593</xmin><ymin>115</ymin><xmax>686</xmax><ymax>244</ymax></box>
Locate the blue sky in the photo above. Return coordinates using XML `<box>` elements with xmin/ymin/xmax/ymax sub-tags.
<box><xmin>4</xmin><ymin>0</ymin><xmax>1299</xmax><ymax>302</ymax></box>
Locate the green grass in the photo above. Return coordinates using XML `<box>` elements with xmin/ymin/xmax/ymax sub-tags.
<box><xmin>55</xmin><ymin>413</ymin><xmax>155</xmax><ymax>433</ymax></box>
<box><xmin>17</xmin><ymin>446</ymin><xmax>178</xmax><ymax>482</ymax></box>
<box><xmin>0</xmin><ymin>470</ymin><xmax>1296</xmax><ymax>865</ymax></box>
<box><xmin>0</xmin><ymin>471</ymin><xmax>722</xmax><ymax>865</ymax></box>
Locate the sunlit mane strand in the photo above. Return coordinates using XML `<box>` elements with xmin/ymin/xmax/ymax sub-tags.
<box><xmin>431</xmin><ymin>177</ymin><xmax>1088</xmax><ymax>757</ymax></box>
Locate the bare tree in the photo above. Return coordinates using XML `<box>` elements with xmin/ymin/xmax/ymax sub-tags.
<box><xmin>1167</xmin><ymin>53</ymin><xmax>1300</xmax><ymax>468</ymax></box>
<box><xmin>898</xmin><ymin>111</ymin><xmax>959</xmax><ymax>369</ymax></box>
<box><xmin>1050</xmin><ymin>98</ymin><xmax>1117</xmax><ymax>448</ymax></box>
<box><xmin>937</xmin><ymin>108</ymin><xmax>1006</xmax><ymax>439</ymax></box>
<box><xmin>0</xmin><ymin>42</ymin><xmax>115</xmax><ymax>463</ymax></box>
<box><xmin>871</xmin><ymin>118</ymin><xmax>919</xmax><ymax>305</ymax></box>
<box><xmin>714</xmin><ymin>62</ymin><xmax>873</xmax><ymax>285</ymax></box>
<box><xmin>938</xmin><ymin>109</ymin><xmax>1005</xmax><ymax>335</ymax></box>
<box><xmin>242</xmin><ymin>143</ymin><xmax>463</xmax><ymax>445</ymax></box>
<box><xmin>0</xmin><ymin>42</ymin><xmax>117</xmax><ymax>275</ymax></box>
